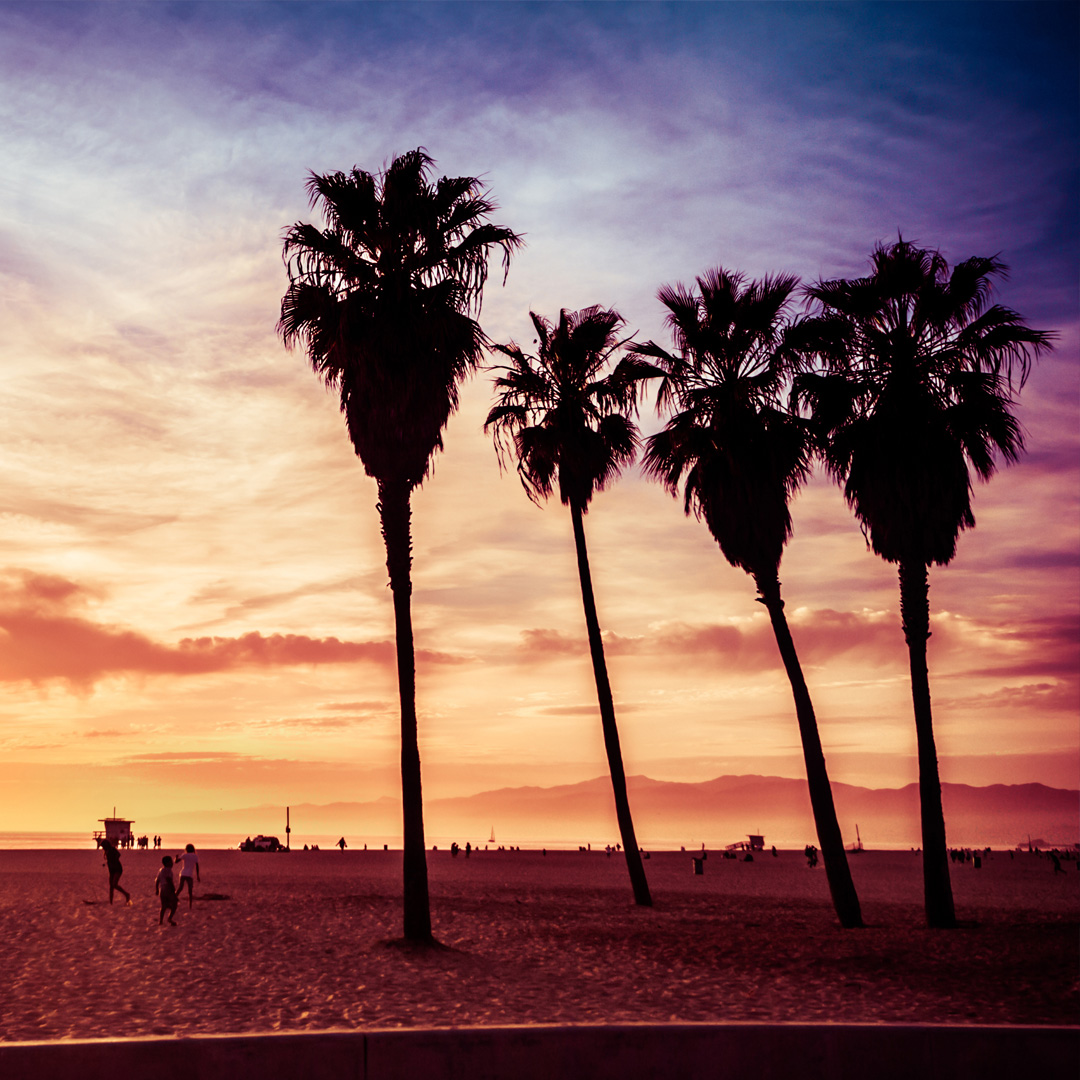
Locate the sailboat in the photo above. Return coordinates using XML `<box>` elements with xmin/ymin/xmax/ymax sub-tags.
<box><xmin>489</xmin><ymin>827</ymin><xmax>496</xmax><ymax>844</ymax></box>
<box><xmin>851</xmin><ymin>823</ymin><xmax>864</xmax><ymax>854</ymax></box>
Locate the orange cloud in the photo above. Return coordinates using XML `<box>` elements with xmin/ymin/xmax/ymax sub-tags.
<box><xmin>941</xmin><ymin>682</ymin><xmax>1079</xmax><ymax>714</ymax></box>
<box><xmin>517</xmin><ymin>628</ymin><xmax>583</xmax><ymax>655</ymax></box>
<box><xmin>513</xmin><ymin>608</ymin><xmax>907</xmax><ymax>672</ymax></box>
<box><xmin>960</xmin><ymin>615</ymin><xmax>1080</xmax><ymax>681</ymax></box>
<box><xmin>0</xmin><ymin>570</ymin><xmax>464</xmax><ymax>688</ymax></box>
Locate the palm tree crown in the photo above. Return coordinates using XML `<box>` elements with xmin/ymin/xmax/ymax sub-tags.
<box><xmin>637</xmin><ymin>268</ymin><xmax>809</xmax><ymax>578</ymax></box>
<box><xmin>794</xmin><ymin>238</ymin><xmax>1053</xmax><ymax>565</ymax></box>
<box><xmin>486</xmin><ymin>307</ymin><xmax>657</xmax><ymax>509</ymax></box>
<box><xmin>279</xmin><ymin>148</ymin><xmax>522</xmax><ymax>487</ymax></box>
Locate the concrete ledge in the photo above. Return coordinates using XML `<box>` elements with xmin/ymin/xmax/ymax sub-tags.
<box><xmin>0</xmin><ymin>1023</ymin><xmax>1075</xmax><ymax>1080</ymax></box>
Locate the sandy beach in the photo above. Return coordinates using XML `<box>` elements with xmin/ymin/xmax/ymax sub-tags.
<box><xmin>0</xmin><ymin>847</ymin><xmax>1075</xmax><ymax>1042</ymax></box>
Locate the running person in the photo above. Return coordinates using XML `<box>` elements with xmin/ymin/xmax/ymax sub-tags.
<box><xmin>101</xmin><ymin>839</ymin><xmax>131</xmax><ymax>905</ymax></box>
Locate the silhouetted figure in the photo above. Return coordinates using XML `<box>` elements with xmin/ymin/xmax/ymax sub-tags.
<box><xmin>337</xmin><ymin>837</ymin><xmax>347</xmax><ymax>852</ymax></box>
<box><xmin>176</xmin><ymin>844</ymin><xmax>200</xmax><ymax>908</ymax></box>
<box><xmin>804</xmin><ymin>844</ymin><xmax>818</xmax><ymax>868</ymax></box>
<box><xmin>1051</xmin><ymin>852</ymin><xmax>1065</xmax><ymax>875</ymax></box>
<box><xmin>156</xmin><ymin>856</ymin><xmax>178</xmax><ymax>926</ymax></box>
<box><xmin>465</xmin><ymin>842</ymin><xmax>471</xmax><ymax>858</ymax></box>
<box><xmin>101</xmin><ymin>839</ymin><xmax>131</xmax><ymax>905</ymax></box>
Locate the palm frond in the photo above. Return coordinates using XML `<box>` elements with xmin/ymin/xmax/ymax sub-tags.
<box><xmin>486</xmin><ymin>305</ymin><xmax>647</xmax><ymax>510</ymax></box>
<box><xmin>279</xmin><ymin>149</ymin><xmax>521</xmax><ymax>489</ymax></box>
<box><xmin>643</xmin><ymin>265</ymin><xmax>806</xmax><ymax>579</ymax></box>
<box><xmin>798</xmin><ymin>238</ymin><xmax>1050</xmax><ymax>564</ymax></box>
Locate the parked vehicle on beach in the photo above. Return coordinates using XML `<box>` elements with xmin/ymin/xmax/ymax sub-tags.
<box><xmin>239</xmin><ymin>835</ymin><xmax>287</xmax><ymax>852</ymax></box>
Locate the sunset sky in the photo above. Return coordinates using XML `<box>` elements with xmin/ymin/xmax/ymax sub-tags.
<box><xmin>0</xmin><ymin>1</ymin><xmax>1076</xmax><ymax>834</ymax></box>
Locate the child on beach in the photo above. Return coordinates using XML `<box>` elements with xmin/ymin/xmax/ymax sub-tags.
<box><xmin>176</xmin><ymin>843</ymin><xmax>200</xmax><ymax>908</ymax></box>
<box><xmin>156</xmin><ymin>856</ymin><xmax>178</xmax><ymax>926</ymax></box>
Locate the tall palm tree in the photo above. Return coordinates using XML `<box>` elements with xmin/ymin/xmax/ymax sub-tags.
<box><xmin>795</xmin><ymin>239</ymin><xmax>1052</xmax><ymax>928</ymax></box>
<box><xmin>486</xmin><ymin>307</ymin><xmax>658</xmax><ymax>908</ymax></box>
<box><xmin>636</xmin><ymin>268</ymin><xmax>864</xmax><ymax>928</ymax></box>
<box><xmin>279</xmin><ymin>149</ymin><xmax>521</xmax><ymax>942</ymax></box>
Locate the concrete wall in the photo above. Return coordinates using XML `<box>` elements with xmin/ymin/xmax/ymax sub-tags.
<box><xmin>0</xmin><ymin>1023</ymin><xmax>1075</xmax><ymax>1080</ymax></box>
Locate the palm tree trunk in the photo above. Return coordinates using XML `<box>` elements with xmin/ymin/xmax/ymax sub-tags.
<box><xmin>569</xmin><ymin>501</ymin><xmax>652</xmax><ymax>907</ymax></box>
<box><xmin>899</xmin><ymin>558</ymin><xmax>956</xmax><ymax>929</ymax></box>
<box><xmin>756</xmin><ymin>573</ymin><xmax>864</xmax><ymax>928</ymax></box>
<box><xmin>378</xmin><ymin>477</ymin><xmax>433</xmax><ymax>942</ymax></box>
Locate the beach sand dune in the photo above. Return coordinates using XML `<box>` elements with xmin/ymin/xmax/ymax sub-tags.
<box><xmin>0</xmin><ymin>848</ymin><xmax>1075</xmax><ymax>1041</ymax></box>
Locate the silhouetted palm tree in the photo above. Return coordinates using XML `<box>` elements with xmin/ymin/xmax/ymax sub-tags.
<box><xmin>279</xmin><ymin>149</ymin><xmax>521</xmax><ymax>942</ymax></box>
<box><xmin>795</xmin><ymin>239</ymin><xmax>1052</xmax><ymax>928</ymax></box>
<box><xmin>486</xmin><ymin>307</ymin><xmax>658</xmax><ymax>907</ymax></box>
<box><xmin>636</xmin><ymin>268</ymin><xmax>864</xmax><ymax>928</ymax></box>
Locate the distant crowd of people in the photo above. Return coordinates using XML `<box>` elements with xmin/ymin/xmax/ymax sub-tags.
<box><xmin>98</xmin><ymin>833</ymin><xmax>163</xmax><ymax>851</ymax></box>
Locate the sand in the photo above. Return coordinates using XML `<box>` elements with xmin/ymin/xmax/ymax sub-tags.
<box><xmin>0</xmin><ymin>847</ymin><xmax>1075</xmax><ymax>1042</ymax></box>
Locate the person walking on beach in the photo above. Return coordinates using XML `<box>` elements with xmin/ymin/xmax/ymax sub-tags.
<box><xmin>101</xmin><ymin>838</ymin><xmax>131</xmax><ymax>905</ymax></box>
<box><xmin>337</xmin><ymin>837</ymin><xmax>347</xmax><ymax>851</ymax></box>
<box><xmin>176</xmin><ymin>844</ymin><xmax>200</xmax><ymax>908</ymax></box>
<box><xmin>156</xmin><ymin>855</ymin><xmax>178</xmax><ymax>926</ymax></box>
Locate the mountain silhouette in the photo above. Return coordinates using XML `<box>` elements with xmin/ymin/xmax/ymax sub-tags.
<box><xmin>159</xmin><ymin>775</ymin><xmax>1078</xmax><ymax>849</ymax></box>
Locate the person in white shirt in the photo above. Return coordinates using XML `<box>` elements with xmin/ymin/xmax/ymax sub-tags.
<box><xmin>176</xmin><ymin>844</ymin><xmax>200</xmax><ymax>908</ymax></box>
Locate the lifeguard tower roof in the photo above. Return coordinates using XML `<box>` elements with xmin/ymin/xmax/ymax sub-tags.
<box><xmin>95</xmin><ymin>811</ymin><xmax>134</xmax><ymax>846</ymax></box>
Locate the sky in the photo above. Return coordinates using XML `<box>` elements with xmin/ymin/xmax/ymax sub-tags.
<box><xmin>0</xmin><ymin>1</ymin><xmax>1076</xmax><ymax>835</ymax></box>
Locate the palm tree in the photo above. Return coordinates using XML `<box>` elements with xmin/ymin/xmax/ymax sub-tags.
<box><xmin>636</xmin><ymin>268</ymin><xmax>864</xmax><ymax>928</ymax></box>
<box><xmin>279</xmin><ymin>149</ymin><xmax>521</xmax><ymax>942</ymax></box>
<box><xmin>486</xmin><ymin>307</ymin><xmax>658</xmax><ymax>907</ymax></box>
<box><xmin>795</xmin><ymin>239</ymin><xmax>1052</xmax><ymax>928</ymax></box>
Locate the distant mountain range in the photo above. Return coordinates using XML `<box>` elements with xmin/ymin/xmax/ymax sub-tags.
<box><xmin>158</xmin><ymin>774</ymin><xmax>1079</xmax><ymax>849</ymax></box>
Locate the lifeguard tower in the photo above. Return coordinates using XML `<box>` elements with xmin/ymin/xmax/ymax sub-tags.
<box><xmin>726</xmin><ymin>834</ymin><xmax>765</xmax><ymax>853</ymax></box>
<box><xmin>94</xmin><ymin>809</ymin><xmax>134</xmax><ymax>849</ymax></box>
